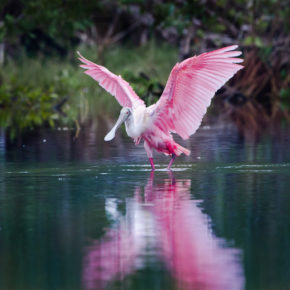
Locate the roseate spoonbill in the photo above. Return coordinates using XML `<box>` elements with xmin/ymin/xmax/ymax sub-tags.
<box><xmin>78</xmin><ymin>45</ymin><xmax>243</xmax><ymax>170</ymax></box>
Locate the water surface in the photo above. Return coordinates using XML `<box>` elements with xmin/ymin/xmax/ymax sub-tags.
<box><xmin>0</xmin><ymin>124</ymin><xmax>289</xmax><ymax>290</ymax></box>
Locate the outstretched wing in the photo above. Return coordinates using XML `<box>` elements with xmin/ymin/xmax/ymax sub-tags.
<box><xmin>151</xmin><ymin>45</ymin><xmax>243</xmax><ymax>139</ymax></box>
<box><xmin>78</xmin><ymin>52</ymin><xmax>145</xmax><ymax>109</ymax></box>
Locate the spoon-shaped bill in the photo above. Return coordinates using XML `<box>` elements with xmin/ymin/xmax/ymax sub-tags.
<box><xmin>104</xmin><ymin>114</ymin><xmax>125</xmax><ymax>141</ymax></box>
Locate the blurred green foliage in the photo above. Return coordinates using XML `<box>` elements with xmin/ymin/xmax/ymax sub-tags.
<box><xmin>1</xmin><ymin>0</ymin><xmax>289</xmax><ymax>55</ymax></box>
<box><xmin>0</xmin><ymin>0</ymin><xmax>98</xmax><ymax>53</ymax></box>
<box><xmin>0</xmin><ymin>83</ymin><xmax>78</xmax><ymax>140</ymax></box>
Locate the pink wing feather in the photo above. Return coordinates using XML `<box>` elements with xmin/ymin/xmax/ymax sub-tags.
<box><xmin>78</xmin><ymin>52</ymin><xmax>145</xmax><ymax>109</ymax></box>
<box><xmin>151</xmin><ymin>45</ymin><xmax>243</xmax><ymax>139</ymax></box>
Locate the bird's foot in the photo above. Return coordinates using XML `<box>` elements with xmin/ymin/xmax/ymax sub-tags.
<box><xmin>167</xmin><ymin>154</ymin><xmax>176</xmax><ymax>170</ymax></box>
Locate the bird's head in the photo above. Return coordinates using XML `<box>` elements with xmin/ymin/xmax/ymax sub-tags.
<box><xmin>119</xmin><ymin>107</ymin><xmax>132</xmax><ymax>119</ymax></box>
<box><xmin>104</xmin><ymin>107</ymin><xmax>131</xmax><ymax>141</ymax></box>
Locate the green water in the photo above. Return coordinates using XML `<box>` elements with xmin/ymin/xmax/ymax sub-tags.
<box><xmin>0</xmin><ymin>125</ymin><xmax>289</xmax><ymax>290</ymax></box>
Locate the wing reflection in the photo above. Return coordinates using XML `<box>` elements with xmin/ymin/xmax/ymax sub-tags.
<box><xmin>83</xmin><ymin>172</ymin><xmax>244</xmax><ymax>290</ymax></box>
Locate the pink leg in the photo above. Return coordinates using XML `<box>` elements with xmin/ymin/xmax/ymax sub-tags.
<box><xmin>167</xmin><ymin>154</ymin><xmax>176</xmax><ymax>170</ymax></box>
<box><xmin>144</xmin><ymin>141</ymin><xmax>155</xmax><ymax>171</ymax></box>
<box><xmin>149</xmin><ymin>158</ymin><xmax>155</xmax><ymax>171</ymax></box>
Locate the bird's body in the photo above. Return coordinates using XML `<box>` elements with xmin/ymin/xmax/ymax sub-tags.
<box><xmin>78</xmin><ymin>45</ymin><xmax>243</xmax><ymax>170</ymax></box>
<box><xmin>125</xmin><ymin>106</ymin><xmax>149</xmax><ymax>138</ymax></box>
<box><xmin>122</xmin><ymin>106</ymin><xmax>189</xmax><ymax>157</ymax></box>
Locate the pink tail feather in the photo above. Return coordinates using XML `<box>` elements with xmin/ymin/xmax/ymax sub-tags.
<box><xmin>174</xmin><ymin>143</ymin><xmax>190</xmax><ymax>156</ymax></box>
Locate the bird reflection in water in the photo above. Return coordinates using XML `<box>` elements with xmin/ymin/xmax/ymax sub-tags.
<box><xmin>83</xmin><ymin>172</ymin><xmax>244</xmax><ymax>290</ymax></box>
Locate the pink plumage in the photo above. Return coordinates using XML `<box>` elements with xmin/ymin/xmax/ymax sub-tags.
<box><xmin>151</xmin><ymin>45</ymin><xmax>243</xmax><ymax>139</ymax></box>
<box><xmin>77</xmin><ymin>51</ymin><xmax>144</xmax><ymax>109</ymax></box>
<box><xmin>78</xmin><ymin>45</ymin><xmax>243</xmax><ymax>170</ymax></box>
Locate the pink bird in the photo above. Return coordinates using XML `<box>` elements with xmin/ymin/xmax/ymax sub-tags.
<box><xmin>78</xmin><ymin>45</ymin><xmax>243</xmax><ymax>170</ymax></box>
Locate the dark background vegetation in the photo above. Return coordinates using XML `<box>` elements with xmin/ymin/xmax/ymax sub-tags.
<box><xmin>0</xmin><ymin>0</ymin><xmax>289</xmax><ymax>140</ymax></box>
